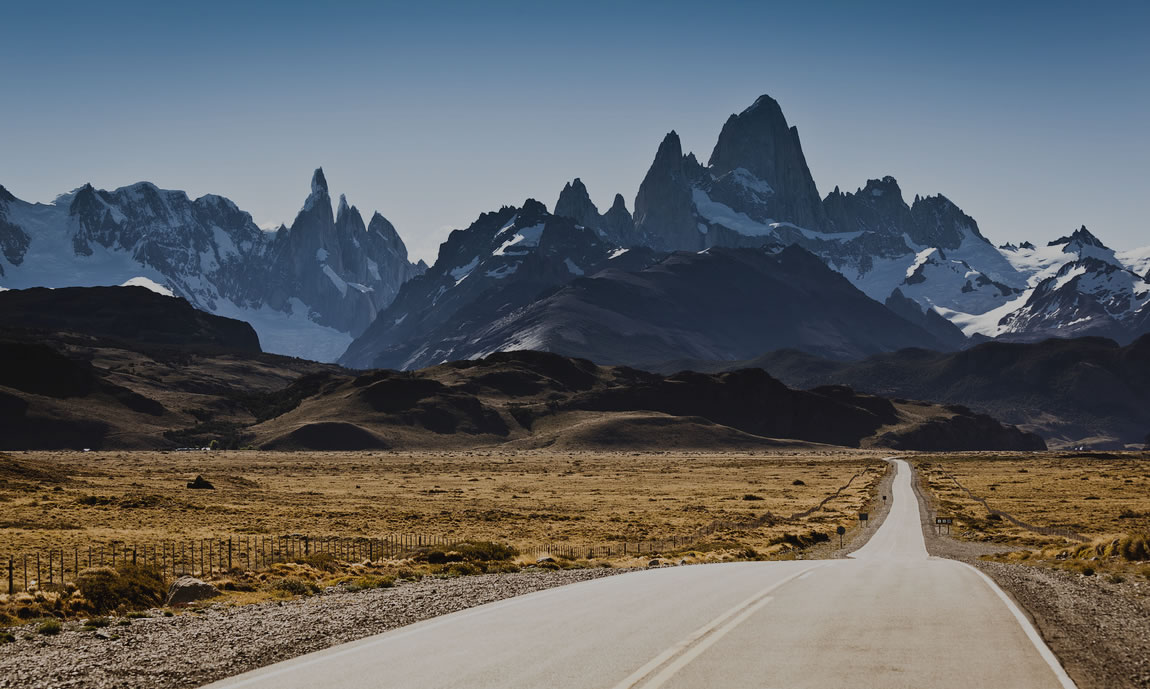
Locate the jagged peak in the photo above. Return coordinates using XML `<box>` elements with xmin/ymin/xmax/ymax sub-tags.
<box><xmin>337</xmin><ymin>194</ymin><xmax>350</xmax><ymax>217</ymax></box>
<box><xmin>609</xmin><ymin>193</ymin><xmax>628</xmax><ymax>212</ymax></box>
<box><xmin>0</xmin><ymin>185</ymin><xmax>16</xmax><ymax>203</ymax></box>
<box><xmin>861</xmin><ymin>176</ymin><xmax>903</xmax><ymax>199</ymax></box>
<box><xmin>1047</xmin><ymin>225</ymin><xmax>1108</xmax><ymax>250</ymax></box>
<box><xmin>743</xmin><ymin>93</ymin><xmax>783</xmax><ymax>116</ymax></box>
<box><xmin>520</xmin><ymin>198</ymin><xmax>548</xmax><ymax>216</ymax></box>
<box><xmin>311</xmin><ymin>168</ymin><xmax>328</xmax><ymax>195</ymax></box>
<box><xmin>655</xmin><ymin>130</ymin><xmax>683</xmax><ymax>161</ymax></box>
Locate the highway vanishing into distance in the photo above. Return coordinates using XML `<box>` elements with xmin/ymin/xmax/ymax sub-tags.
<box><xmin>206</xmin><ymin>460</ymin><xmax>1076</xmax><ymax>689</ymax></box>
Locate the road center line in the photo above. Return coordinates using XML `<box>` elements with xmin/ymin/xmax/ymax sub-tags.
<box><xmin>610</xmin><ymin>565</ymin><xmax>819</xmax><ymax>689</ymax></box>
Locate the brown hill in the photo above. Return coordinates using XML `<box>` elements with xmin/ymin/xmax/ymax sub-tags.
<box><xmin>0</xmin><ymin>324</ymin><xmax>1043</xmax><ymax>451</ymax></box>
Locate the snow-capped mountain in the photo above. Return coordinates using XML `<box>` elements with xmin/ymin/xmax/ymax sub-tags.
<box><xmin>0</xmin><ymin>169</ymin><xmax>424</xmax><ymax>361</ymax></box>
<box><xmin>990</xmin><ymin>229</ymin><xmax>1150</xmax><ymax>342</ymax></box>
<box><xmin>339</xmin><ymin>198</ymin><xmax>658</xmax><ymax>370</ymax></box>
<box><xmin>621</xmin><ymin>94</ymin><xmax>1150</xmax><ymax>346</ymax></box>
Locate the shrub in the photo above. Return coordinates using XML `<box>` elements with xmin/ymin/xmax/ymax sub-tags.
<box><xmin>82</xmin><ymin>617</ymin><xmax>111</xmax><ymax>630</ymax></box>
<box><xmin>267</xmin><ymin>577</ymin><xmax>318</xmax><ymax>597</ymax></box>
<box><xmin>454</xmin><ymin>541</ymin><xmax>518</xmax><ymax>562</ymax></box>
<box><xmin>0</xmin><ymin>631</ymin><xmax>14</xmax><ymax>643</ymax></box>
<box><xmin>792</xmin><ymin>479</ymin><xmax>805</xmax><ymax>486</ymax></box>
<box><xmin>1116</xmin><ymin>534</ymin><xmax>1149</xmax><ymax>561</ymax></box>
<box><xmin>75</xmin><ymin>564</ymin><xmax>166</xmax><ymax>614</ymax></box>
<box><xmin>442</xmin><ymin>562</ymin><xmax>480</xmax><ymax>577</ymax></box>
<box><xmin>742</xmin><ymin>494</ymin><xmax>764</xmax><ymax>501</ymax></box>
<box><xmin>1108</xmin><ymin>574</ymin><xmax>1125</xmax><ymax>584</ymax></box>
<box><xmin>299</xmin><ymin>552</ymin><xmax>339</xmax><ymax>573</ymax></box>
<box><xmin>37</xmin><ymin>619</ymin><xmax>62</xmax><ymax>636</ymax></box>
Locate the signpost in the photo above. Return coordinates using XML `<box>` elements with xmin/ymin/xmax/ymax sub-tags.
<box><xmin>858</xmin><ymin>512</ymin><xmax>869</xmax><ymax>527</ymax></box>
<box><xmin>935</xmin><ymin>517</ymin><xmax>954</xmax><ymax>535</ymax></box>
<box><xmin>836</xmin><ymin>525</ymin><xmax>846</xmax><ymax>548</ymax></box>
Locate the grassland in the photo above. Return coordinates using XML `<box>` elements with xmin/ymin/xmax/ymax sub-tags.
<box><xmin>1</xmin><ymin>449</ymin><xmax>886</xmax><ymax>561</ymax></box>
<box><xmin>914</xmin><ymin>452</ymin><xmax>1150</xmax><ymax>573</ymax></box>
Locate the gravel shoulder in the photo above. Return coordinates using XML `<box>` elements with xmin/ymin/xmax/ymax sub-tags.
<box><xmin>912</xmin><ymin>463</ymin><xmax>1150</xmax><ymax>689</ymax></box>
<box><xmin>0</xmin><ymin>568</ymin><xmax>627</xmax><ymax>689</ymax></box>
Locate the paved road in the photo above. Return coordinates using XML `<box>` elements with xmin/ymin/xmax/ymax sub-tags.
<box><xmin>205</xmin><ymin>459</ymin><xmax>1075</xmax><ymax>689</ymax></box>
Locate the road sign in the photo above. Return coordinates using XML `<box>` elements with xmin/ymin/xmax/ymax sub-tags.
<box><xmin>858</xmin><ymin>512</ymin><xmax>869</xmax><ymax>525</ymax></box>
<box><xmin>935</xmin><ymin>516</ymin><xmax>954</xmax><ymax>535</ymax></box>
<box><xmin>836</xmin><ymin>525</ymin><xmax>845</xmax><ymax>548</ymax></box>
<box><xmin>882</xmin><ymin>495</ymin><xmax>887</xmax><ymax>502</ymax></box>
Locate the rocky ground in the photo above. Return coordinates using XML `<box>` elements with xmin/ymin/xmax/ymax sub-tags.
<box><xmin>914</xmin><ymin>465</ymin><xmax>1150</xmax><ymax>689</ymax></box>
<box><xmin>0</xmin><ymin>568</ymin><xmax>626</xmax><ymax>689</ymax></box>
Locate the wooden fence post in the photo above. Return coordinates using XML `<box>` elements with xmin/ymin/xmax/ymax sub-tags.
<box><xmin>7</xmin><ymin>557</ymin><xmax>12</xmax><ymax>595</ymax></box>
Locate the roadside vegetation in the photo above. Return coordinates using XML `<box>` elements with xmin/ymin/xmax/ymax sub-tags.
<box><xmin>915</xmin><ymin>452</ymin><xmax>1150</xmax><ymax>575</ymax></box>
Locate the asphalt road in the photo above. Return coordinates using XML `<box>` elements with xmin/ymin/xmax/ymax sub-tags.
<box><xmin>205</xmin><ymin>459</ymin><xmax>1076</xmax><ymax>689</ymax></box>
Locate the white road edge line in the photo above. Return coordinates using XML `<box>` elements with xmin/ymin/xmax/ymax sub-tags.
<box><xmin>609</xmin><ymin>565</ymin><xmax>820</xmax><ymax>689</ymax></box>
<box><xmin>961</xmin><ymin>562</ymin><xmax>1079</xmax><ymax>689</ymax></box>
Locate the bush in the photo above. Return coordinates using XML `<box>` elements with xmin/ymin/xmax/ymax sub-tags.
<box><xmin>82</xmin><ymin>617</ymin><xmax>111</xmax><ymax>630</ymax></box>
<box><xmin>0</xmin><ymin>630</ymin><xmax>14</xmax><ymax>643</ymax></box>
<box><xmin>742</xmin><ymin>494</ymin><xmax>764</xmax><ymax>501</ymax></box>
<box><xmin>267</xmin><ymin>577</ymin><xmax>318</xmax><ymax>597</ymax></box>
<box><xmin>441</xmin><ymin>562</ymin><xmax>480</xmax><ymax>577</ymax></box>
<box><xmin>454</xmin><ymin>541</ymin><xmax>518</xmax><ymax>562</ymax></box>
<box><xmin>75</xmin><ymin>564</ymin><xmax>167</xmax><ymax>614</ymax></box>
<box><xmin>37</xmin><ymin>619</ymin><xmax>62</xmax><ymax>636</ymax></box>
<box><xmin>1116</xmin><ymin>534</ymin><xmax>1149</xmax><ymax>561</ymax></box>
<box><xmin>299</xmin><ymin>552</ymin><xmax>339</xmax><ymax>572</ymax></box>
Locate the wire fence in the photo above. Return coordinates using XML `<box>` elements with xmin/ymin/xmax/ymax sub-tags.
<box><xmin>4</xmin><ymin>468</ymin><xmax>885</xmax><ymax>594</ymax></box>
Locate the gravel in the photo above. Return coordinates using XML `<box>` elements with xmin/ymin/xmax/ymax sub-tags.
<box><xmin>913</xmin><ymin>464</ymin><xmax>1150</xmax><ymax>689</ymax></box>
<box><xmin>0</xmin><ymin>568</ymin><xmax>627</xmax><ymax>689</ymax></box>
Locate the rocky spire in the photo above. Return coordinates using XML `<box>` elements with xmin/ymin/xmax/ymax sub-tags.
<box><xmin>554</xmin><ymin>178</ymin><xmax>600</xmax><ymax>228</ymax></box>
<box><xmin>707</xmin><ymin>94</ymin><xmax>827</xmax><ymax>230</ymax></box>
<box><xmin>632</xmin><ymin>131</ymin><xmax>702</xmax><ymax>251</ymax></box>
<box><xmin>1048</xmin><ymin>225</ymin><xmax>1108</xmax><ymax>250</ymax></box>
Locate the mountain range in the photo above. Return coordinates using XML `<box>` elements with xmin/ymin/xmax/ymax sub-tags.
<box><xmin>0</xmin><ymin>169</ymin><xmax>424</xmax><ymax>362</ymax></box>
<box><xmin>3</xmin><ymin>94</ymin><xmax>1148</xmax><ymax>367</ymax></box>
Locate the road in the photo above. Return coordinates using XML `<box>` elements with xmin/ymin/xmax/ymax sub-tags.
<box><xmin>205</xmin><ymin>459</ymin><xmax>1076</xmax><ymax>689</ymax></box>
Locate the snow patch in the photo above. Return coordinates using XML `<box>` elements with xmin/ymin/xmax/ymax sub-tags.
<box><xmin>564</xmin><ymin>258</ymin><xmax>584</xmax><ymax>276</ymax></box>
<box><xmin>608</xmin><ymin>248</ymin><xmax>629</xmax><ymax>260</ymax></box>
<box><xmin>322</xmin><ymin>264</ymin><xmax>348</xmax><ymax>297</ymax></box>
<box><xmin>449</xmin><ymin>256</ymin><xmax>480</xmax><ymax>284</ymax></box>
<box><xmin>316</xmin><ymin>248</ymin><xmax>329</xmax><ymax>262</ymax></box>
<box><xmin>120</xmin><ymin>277</ymin><xmax>174</xmax><ymax>297</ymax></box>
<box><xmin>492</xmin><ymin>224</ymin><xmax>545</xmax><ymax>256</ymax></box>
<box><xmin>486</xmin><ymin>263</ymin><xmax>519</xmax><ymax>279</ymax></box>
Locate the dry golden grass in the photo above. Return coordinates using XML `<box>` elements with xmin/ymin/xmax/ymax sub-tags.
<box><xmin>914</xmin><ymin>452</ymin><xmax>1150</xmax><ymax>573</ymax></box>
<box><xmin>0</xmin><ymin>449</ymin><xmax>886</xmax><ymax>559</ymax></box>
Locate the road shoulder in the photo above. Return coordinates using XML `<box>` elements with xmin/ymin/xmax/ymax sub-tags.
<box><xmin>910</xmin><ymin>462</ymin><xmax>1150</xmax><ymax>689</ymax></box>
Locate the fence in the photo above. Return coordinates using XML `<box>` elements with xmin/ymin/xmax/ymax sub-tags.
<box><xmin>4</xmin><ymin>469</ymin><xmax>884</xmax><ymax>594</ymax></box>
<box><xmin>4</xmin><ymin>532</ymin><xmax>471</xmax><ymax>595</ymax></box>
<box><xmin>934</xmin><ymin>470</ymin><xmax>1088</xmax><ymax>542</ymax></box>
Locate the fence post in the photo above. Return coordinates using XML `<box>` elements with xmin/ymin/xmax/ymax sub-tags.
<box><xmin>7</xmin><ymin>557</ymin><xmax>12</xmax><ymax>595</ymax></box>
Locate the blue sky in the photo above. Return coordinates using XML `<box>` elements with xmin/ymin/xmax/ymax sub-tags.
<box><xmin>2</xmin><ymin>1</ymin><xmax>1146</xmax><ymax>263</ymax></box>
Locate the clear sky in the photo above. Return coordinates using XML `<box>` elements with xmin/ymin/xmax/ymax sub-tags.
<box><xmin>2</xmin><ymin>1</ymin><xmax>1146</xmax><ymax>263</ymax></box>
